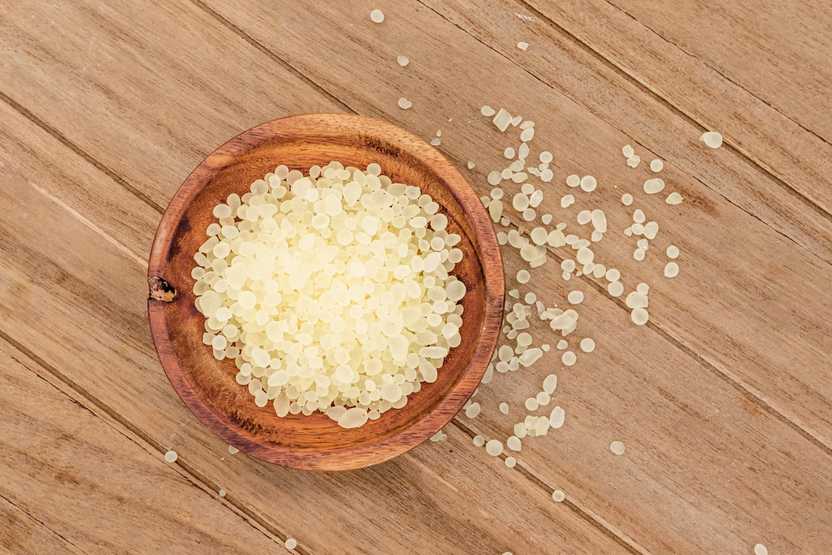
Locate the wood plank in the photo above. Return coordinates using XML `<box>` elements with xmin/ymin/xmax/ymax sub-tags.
<box><xmin>605</xmin><ymin>0</ymin><xmax>832</xmax><ymax>144</ymax></box>
<box><xmin>8</xmin><ymin>0</ymin><xmax>831</xmax><ymax>448</ymax></box>
<box><xmin>464</xmin><ymin>244</ymin><xmax>832</xmax><ymax>553</ymax></box>
<box><xmin>518</xmin><ymin>0</ymin><xmax>832</xmax><ymax>216</ymax></box>
<box><xmin>192</xmin><ymin>1</ymin><xmax>832</xmax><ymax>550</ymax></box>
<box><xmin>0</xmin><ymin>81</ymin><xmax>622</xmax><ymax>555</ymax></box>
<box><xmin>1</xmin><ymin>3</ymin><xmax>632</xmax><ymax>548</ymax></box>
<box><xmin>411</xmin><ymin>0</ymin><xmax>832</xmax><ymax>426</ymax></box>
<box><xmin>0</xmin><ymin>339</ymin><xmax>285</xmax><ymax>554</ymax></box>
<box><xmin>0</xmin><ymin>0</ymin><xmax>339</xmax><ymax>207</ymax></box>
<box><xmin>0</xmin><ymin>497</ymin><xmax>79</xmax><ymax>555</ymax></box>
<box><xmin>414</xmin><ymin>0</ymin><xmax>832</xmax><ymax>259</ymax></box>
<box><xmin>0</xmin><ymin>105</ymin><xmax>158</xmax><ymax>269</ymax></box>
<box><xmin>2</xmin><ymin>0</ymin><xmax>831</xmax><ymax>551</ymax></box>
<box><xmin>200</xmin><ymin>0</ymin><xmax>832</xmax><ymax>447</ymax></box>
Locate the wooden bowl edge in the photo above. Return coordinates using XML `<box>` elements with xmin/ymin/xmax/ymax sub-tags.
<box><xmin>146</xmin><ymin>114</ymin><xmax>505</xmax><ymax>470</ymax></box>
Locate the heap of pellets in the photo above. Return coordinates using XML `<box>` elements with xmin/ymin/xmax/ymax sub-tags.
<box><xmin>193</xmin><ymin>161</ymin><xmax>466</xmax><ymax>429</ymax></box>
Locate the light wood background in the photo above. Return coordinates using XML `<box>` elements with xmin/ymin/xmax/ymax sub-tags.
<box><xmin>1</xmin><ymin>1</ymin><xmax>830</xmax><ymax>553</ymax></box>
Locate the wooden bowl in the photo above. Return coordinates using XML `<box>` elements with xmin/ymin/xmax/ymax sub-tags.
<box><xmin>147</xmin><ymin>114</ymin><xmax>504</xmax><ymax>470</ymax></box>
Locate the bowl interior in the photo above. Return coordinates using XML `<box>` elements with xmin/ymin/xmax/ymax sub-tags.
<box><xmin>148</xmin><ymin>115</ymin><xmax>503</xmax><ymax>469</ymax></box>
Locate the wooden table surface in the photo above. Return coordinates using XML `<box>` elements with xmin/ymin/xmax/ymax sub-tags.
<box><xmin>1</xmin><ymin>1</ymin><xmax>830</xmax><ymax>553</ymax></box>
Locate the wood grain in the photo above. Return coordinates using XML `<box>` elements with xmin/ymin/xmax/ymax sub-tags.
<box><xmin>0</xmin><ymin>497</ymin><xmax>80</xmax><ymax>555</ymax></box>
<box><xmin>1</xmin><ymin>0</ymin><xmax>831</xmax><ymax>552</ymax></box>
<box><xmin>0</xmin><ymin>92</ymin><xmax>620</xmax><ymax>554</ymax></box>
<box><xmin>13</xmin><ymin>0</ymin><xmax>830</xmax><ymax>451</ymax></box>
<box><xmin>607</xmin><ymin>0</ymin><xmax>832</xmax><ymax>144</ymax></box>
<box><xmin>202</xmin><ymin>0</ymin><xmax>832</xmax><ymax>446</ymax></box>
<box><xmin>466</xmin><ymin>240</ymin><xmax>832</xmax><ymax>553</ymax></box>
<box><xmin>0</xmin><ymin>339</ymin><xmax>286</xmax><ymax>554</ymax></box>
<box><xmin>521</xmin><ymin>0</ymin><xmax>832</xmax><ymax>216</ymax></box>
<box><xmin>149</xmin><ymin>113</ymin><xmax>504</xmax><ymax>470</ymax></box>
<box><xmin>415</xmin><ymin>0</ymin><xmax>832</xmax><ymax>258</ymax></box>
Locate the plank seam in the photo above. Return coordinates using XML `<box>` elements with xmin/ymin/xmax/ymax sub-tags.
<box><xmin>0</xmin><ymin>90</ymin><xmax>165</xmax><ymax>215</ymax></box>
<box><xmin>189</xmin><ymin>0</ymin><xmax>354</xmax><ymax>115</ymax></box>
<box><xmin>495</xmin><ymin>216</ymin><xmax>832</xmax><ymax>458</ymax></box>
<box><xmin>0</xmin><ymin>491</ymin><xmax>89</xmax><ymax>555</ymax></box>
<box><xmin>0</xmin><ymin>330</ymin><xmax>310</xmax><ymax>555</ymax></box>
<box><xmin>603</xmin><ymin>0</ymin><xmax>832</xmax><ymax>148</ymax></box>
<box><xmin>513</xmin><ymin>0</ymin><xmax>832</xmax><ymax>224</ymax></box>
<box><xmin>451</xmin><ymin>418</ymin><xmax>648</xmax><ymax>554</ymax></box>
<box><xmin>7</xmin><ymin>351</ymin><xmax>294</xmax><ymax>552</ymax></box>
<box><xmin>3</xmin><ymin>4</ymin><xmax>648</xmax><ymax>546</ymax></box>
<box><xmin>27</xmin><ymin>181</ymin><xmax>149</xmax><ymax>268</ymax></box>
<box><xmin>416</xmin><ymin>0</ymin><xmax>832</xmax><ymax>261</ymax></box>
<box><xmin>682</xmin><ymin>174</ymin><xmax>832</xmax><ymax>267</ymax></box>
<box><xmin>3</xmin><ymin>3</ymin><xmax>828</xmax><ymax>548</ymax></box>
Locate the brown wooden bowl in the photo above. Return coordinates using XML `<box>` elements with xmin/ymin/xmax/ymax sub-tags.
<box><xmin>147</xmin><ymin>114</ymin><xmax>504</xmax><ymax>470</ymax></box>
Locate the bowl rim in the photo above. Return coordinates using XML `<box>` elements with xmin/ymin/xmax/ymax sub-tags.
<box><xmin>147</xmin><ymin>113</ymin><xmax>505</xmax><ymax>470</ymax></box>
